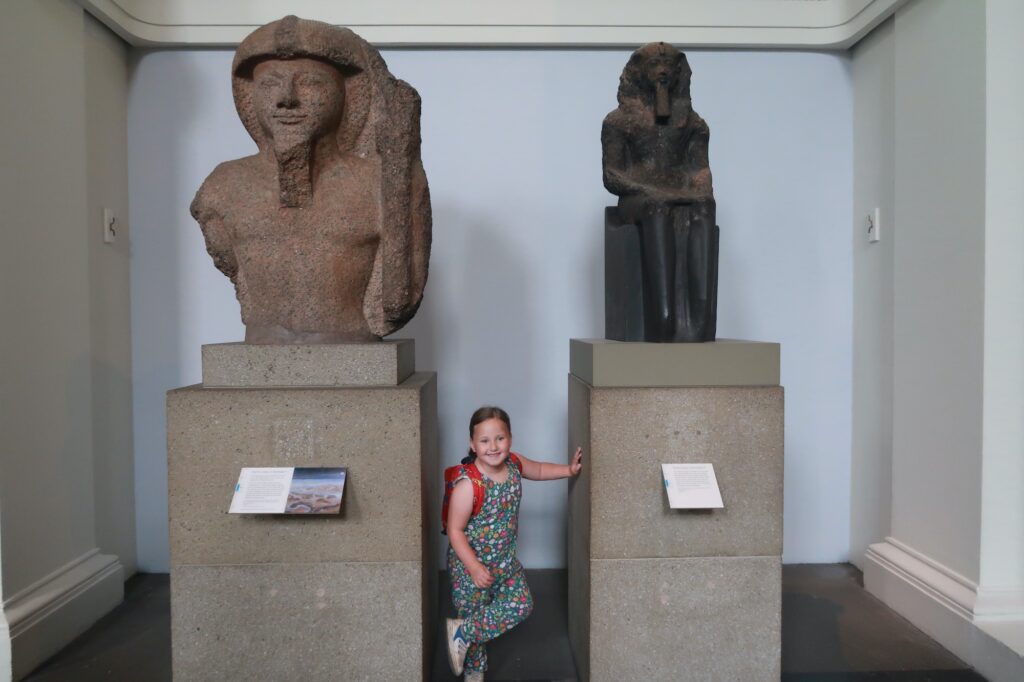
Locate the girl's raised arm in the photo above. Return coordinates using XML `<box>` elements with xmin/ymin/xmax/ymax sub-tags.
<box><xmin>518</xmin><ymin>447</ymin><xmax>583</xmax><ymax>481</ymax></box>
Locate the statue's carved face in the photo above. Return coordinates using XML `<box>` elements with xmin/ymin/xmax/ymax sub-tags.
<box><xmin>252</xmin><ymin>58</ymin><xmax>346</xmax><ymax>147</ymax></box>
<box><xmin>644</xmin><ymin>55</ymin><xmax>678</xmax><ymax>89</ymax></box>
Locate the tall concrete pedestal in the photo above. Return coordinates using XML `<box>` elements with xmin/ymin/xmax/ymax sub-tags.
<box><xmin>568</xmin><ymin>339</ymin><xmax>783</xmax><ymax>681</ymax></box>
<box><xmin>167</xmin><ymin>340</ymin><xmax>438</xmax><ymax>681</ymax></box>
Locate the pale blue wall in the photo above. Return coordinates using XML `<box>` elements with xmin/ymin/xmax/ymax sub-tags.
<box><xmin>128</xmin><ymin>48</ymin><xmax>852</xmax><ymax>571</ymax></box>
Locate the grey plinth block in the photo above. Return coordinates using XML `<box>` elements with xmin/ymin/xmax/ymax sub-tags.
<box><xmin>568</xmin><ymin>339</ymin><xmax>783</xmax><ymax>681</ymax></box>
<box><xmin>570</xmin><ymin>338</ymin><xmax>780</xmax><ymax>387</ymax></box>
<box><xmin>201</xmin><ymin>339</ymin><xmax>415</xmax><ymax>387</ymax></box>
<box><xmin>171</xmin><ymin>562</ymin><xmax>425</xmax><ymax>682</ymax></box>
<box><xmin>579</xmin><ymin>557</ymin><xmax>781</xmax><ymax>682</ymax></box>
<box><xmin>167</xmin><ymin>370</ymin><xmax>438</xmax><ymax>680</ymax></box>
<box><xmin>167</xmin><ymin>373</ymin><xmax>437</xmax><ymax>565</ymax></box>
<box><xmin>569</xmin><ymin>375</ymin><xmax>784</xmax><ymax>559</ymax></box>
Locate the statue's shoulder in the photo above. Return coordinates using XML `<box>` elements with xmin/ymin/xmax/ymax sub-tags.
<box><xmin>191</xmin><ymin>156</ymin><xmax>263</xmax><ymax>220</ymax></box>
<box><xmin>198</xmin><ymin>156</ymin><xmax>264</xmax><ymax>191</ymax></box>
<box><xmin>603</xmin><ymin>108</ymin><xmax>630</xmax><ymax>129</ymax></box>
<box><xmin>603</xmin><ymin>107</ymin><xmax>646</xmax><ymax>138</ymax></box>
<box><xmin>686</xmin><ymin>111</ymin><xmax>710</xmax><ymax>135</ymax></box>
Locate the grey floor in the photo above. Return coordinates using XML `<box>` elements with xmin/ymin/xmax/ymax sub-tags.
<box><xmin>25</xmin><ymin>565</ymin><xmax>985</xmax><ymax>682</ymax></box>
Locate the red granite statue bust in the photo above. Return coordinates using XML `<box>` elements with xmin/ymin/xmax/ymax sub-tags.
<box><xmin>191</xmin><ymin>16</ymin><xmax>431</xmax><ymax>343</ymax></box>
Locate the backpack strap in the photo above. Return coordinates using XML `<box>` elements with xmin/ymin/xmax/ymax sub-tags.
<box><xmin>441</xmin><ymin>463</ymin><xmax>486</xmax><ymax>534</ymax></box>
<box><xmin>465</xmin><ymin>462</ymin><xmax>487</xmax><ymax>517</ymax></box>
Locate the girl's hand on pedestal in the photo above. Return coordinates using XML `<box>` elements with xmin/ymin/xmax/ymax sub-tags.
<box><xmin>569</xmin><ymin>447</ymin><xmax>584</xmax><ymax>476</ymax></box>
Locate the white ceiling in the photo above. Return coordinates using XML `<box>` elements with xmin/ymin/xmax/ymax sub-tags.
<box><xmin>77</xmin><ymin>0</ymin><xmax>905</xmax><ymax>49</ymax></box>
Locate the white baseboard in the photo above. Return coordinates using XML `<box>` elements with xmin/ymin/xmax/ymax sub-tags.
<box><xmin>976</xmin><ymin>585</ymin><xmax>1024</xmax><ymax>621</ymax></box>
<box><xmin>3</xmin><ymin>549</ymin><xmax>123</xmax><ymax>680</ymax></box>
<box><xmin>0</xmin><ymin>610</ymin><xmax>10</xmax><ymax>682</ymax></box>
<box><xmin>865</xmin><ymin>538</ymin><xmax>1024</xmax><ymax>682</ymax></box>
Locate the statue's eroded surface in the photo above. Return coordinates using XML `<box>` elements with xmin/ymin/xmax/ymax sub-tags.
<box><xmin>602</xmin><ymin>43</ymin><xmax>719</xmax><ymax>342</ymax></box>
<box><xmin>192</xmin><ymin>16</ymin><xmax>431</xmax><ymax>343</ymax></box>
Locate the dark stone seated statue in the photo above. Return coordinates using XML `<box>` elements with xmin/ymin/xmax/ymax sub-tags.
<box><xmin>602</xmin><ymin>42</ymin><xmax>719</xmax><ymax>343</ymax></box>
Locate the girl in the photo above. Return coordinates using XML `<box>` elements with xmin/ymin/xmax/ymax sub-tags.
<box><xmin>445</xmin><ymin>406</ymin><xmax>583</xmax><ymax>681</ymax></box>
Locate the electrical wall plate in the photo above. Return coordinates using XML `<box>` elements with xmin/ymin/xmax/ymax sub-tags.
<box><xmin>103</xmin><ymin>208</ymin><xmax>116</xmax><ymax>244</ymax></box>
<box><xmin>866</xmin><ymin>207</ymin><xmax>881</xmax><ymax>243</ymax></box>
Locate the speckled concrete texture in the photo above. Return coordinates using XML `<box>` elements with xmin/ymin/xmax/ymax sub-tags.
<box><xmin>167</xmin><ymin>373</ymin><xmax>436</xmax><ymax>565</ymax></box>
<box><xmin>588</xmin><ymin>556</ymin><xmax>781</xmax><ymax>682</ymax></box>
<box><xmin>567</xmin><ymin>375</ymin><xmax>593</xmax><ymax>682</ymax></box>
<box><xmin>417</xmin><ymin>374</ymin><xmax>440</xmax><ymax>659</ymax></box>
<box><xmin>586</xmin><ymin>380</ymin><xmax>784</xmax><ymax>559</ymax></box>
<box><xmin>167</xmin><ymin>370</ymin><xmax>438</xmax><ymax>681</ymax></box>
<box><xmin>570</xmin><ymin>338</ymin><xmax>780</xmax><ymax>387</ymax></box>
<box><xmin>171</xmin><ymin>561</ymin><xmax>424</xmax><ymax>681</ymax></box>
<box><xmin>567</xmin><ymin>340</ymin><xmax>783</xmax><ymax>681</ymax></box>
<box><xmin>201</xmin><ymin>339</ymin><xmax>415</xmax><ymax>387</ymax></box>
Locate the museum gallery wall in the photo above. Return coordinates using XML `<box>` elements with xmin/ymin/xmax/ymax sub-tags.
<box><xmin>128</xmin><ymin>47</ymin><xmax>853</xmax><ymax>571</ymax></box>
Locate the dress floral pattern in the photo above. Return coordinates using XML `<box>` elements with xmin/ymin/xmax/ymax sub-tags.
<box><xmin>447</xmin><ymin>458</ymin><xmax>533</xmax><ymax>674</ymax></box>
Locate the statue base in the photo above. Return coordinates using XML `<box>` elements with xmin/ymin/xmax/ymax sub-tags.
<box><xmin>167</xmin><ymin>342</ymin><xmax>438</xmax><ymax>681</ymax></box>
<box><xmin>567</xmin><ymin>339</ymin><xmax>783</xmax><ymax>681</ymax></box>
<box><xmin>201</xmin><ymin>339</ymin><xmax>415</xmax><ymax>387</ymax></box>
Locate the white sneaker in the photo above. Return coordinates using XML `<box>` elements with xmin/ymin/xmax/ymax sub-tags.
<box><xmin>464</xmin><ymin>671</ymin><xmax>484</xmax><ymax>682</ymax></box>
<box><xmin>446</xmin><ymin>617</ymin><xmax>469</xmax><ymax>676</ymax></box>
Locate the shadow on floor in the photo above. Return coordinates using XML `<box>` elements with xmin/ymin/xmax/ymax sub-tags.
<box><xmin>431</xmin><ymin>570</ymin><xmax>576</xmax><ymax>682</ymax></box>
<box><xmin>781</xmin><ymin>564</ymin><xmax>984</xmax><ymax>682</ymax></box>
<box><xmin>25</xmin><ymin>573</ymin><xmax>171</xmax><ymax>682</ymax></box>
<box><xmin>25</xmin><ymin>565</ymin><xmax>985</xmax><ymax>682</ymax></box>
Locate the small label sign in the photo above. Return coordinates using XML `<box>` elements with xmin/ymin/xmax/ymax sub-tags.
<box><xmin>661</xmin><ymin>463</ymin><xmax>724</xmax><ymax>509</ymax></box>
<box><xmin>229</xmin><ymin>467</ymin><xmax>347</xmax><ymax>514</ymax></box>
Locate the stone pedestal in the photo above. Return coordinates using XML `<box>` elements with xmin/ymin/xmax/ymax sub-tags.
<box><xmin>568</xmin><ymin>339</ymin><xmax>783</xmax><ymax>681</ymax></box>
<box><xmin>167</xmin><ymin>340</ymin><xmax>438</xmax><ymax>681</ymax></box>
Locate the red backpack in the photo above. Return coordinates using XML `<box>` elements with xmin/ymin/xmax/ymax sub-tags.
<box><xmin>441</xmin><ymin>453</ymin><xmax>522</xmax><ymax>534</ymax></box>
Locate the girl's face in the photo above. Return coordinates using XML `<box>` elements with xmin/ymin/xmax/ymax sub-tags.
<box><xmin>469</xmin><ymin>417</ymin><xmax>512</xmax><ymax>473</ymax></box>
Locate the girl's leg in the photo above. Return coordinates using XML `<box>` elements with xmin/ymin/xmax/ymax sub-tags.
<box><xmin>459</xmin><ymin>568</ymin><xmax>533</xmax><ymax>647</ymax></box>
<box><xmin>463</xmin><ymin>641</ymin><xmax>486</xmax><ymax>675</ymax></box>
<box><xmin>454</xmin><ymin>577</ymin><xmax>489</xmax><ymax>667</ymax></box>
<box><xmin>450</xmin><ymin>561</ymin><xmax>492</xmax><ymax>672</ymax></box>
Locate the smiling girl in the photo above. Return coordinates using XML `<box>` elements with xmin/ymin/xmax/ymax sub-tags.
<box><xmin>443</xmin><ymin>406</ymin><xmax>583</xmax><ymax>680</ymax></box>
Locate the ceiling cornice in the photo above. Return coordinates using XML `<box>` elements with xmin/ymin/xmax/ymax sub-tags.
<box><xmin>77</xmin><ymin>0</ymin><xmax>904</xmax><ymax>49</ymax></box>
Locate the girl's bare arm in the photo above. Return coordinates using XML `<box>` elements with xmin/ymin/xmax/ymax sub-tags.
<box><xmin>447</xmin><ymin>479</ymin><xmax>495</xmax><ymax>588</ymax></box>
<box><xmin>518</xmin><ymin>447</ymin><xmax>583</xmax><ymax>481</ymax></box>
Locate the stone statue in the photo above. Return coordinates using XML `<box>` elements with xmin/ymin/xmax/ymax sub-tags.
<box><xmin>191</xmin><ymin>16</ymin><xmax>431</xmax><ymax>343</ymax></box>
<box><xmin>602</xmin><ymin>42</ymin><xmax>719</xmax><ymax>342</ymax></box>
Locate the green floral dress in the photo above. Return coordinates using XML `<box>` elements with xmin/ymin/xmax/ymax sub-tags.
<box><xmin>447</xmin><ymin>458</ymin><xmax>534</xmax><ymax>674</ymax></box>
